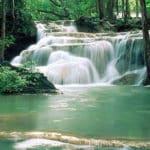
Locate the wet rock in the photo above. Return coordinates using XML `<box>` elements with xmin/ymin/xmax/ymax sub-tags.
<box><xmin>112</xmin><ymin>73</ymin><xmax>139</xmax><ymax>85</ymax></box>
<box><xmin>115</xmin><ymin>38</ymin><xmax>145</xmax><ymax>74</ymax></box>
<box><xmin>0</xmin><ymin>62</ymin><xmax>57</xmax><ymax>94</ymax></box>
<box><xmin>4</xmin><ymin>18</ymin><xmax>37</xmax><ymax>61</ymax></box>
<box><xmin>76</xmin><ymin>16</ymin><xmax>99</xmax><ymax>33</ymax></box>
<box><xmin>5</xmin><ymin>34</ymin><xmax>36</xmax><ymax>61</ymax></box>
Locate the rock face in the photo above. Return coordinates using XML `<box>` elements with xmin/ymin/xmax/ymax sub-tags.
<box><xmin>76</xmin><ymin>16</ymin><xmax>99</xmax><ymax>32</ymax></box>
<box><xmin>21</xmin><ymin>72</ymin><xmax>57</xmax><ymax>94</ymax></box>
<box><xmin>112</xmin><ymin>73</ymin><xmax>139</xmax><ymax>85</ymax></box>
<box><xmin>75</xmin><ymin>16</ymin><xmax>116</xmax><ymax>32</ymax></box>
<box><xmin>76</xmin><ymin>17</ymin><xmax>150</xmax><ymax>33</ymax></box>
<box><xmin>5</xmin><ymin>36</ymin><xmax>36</xmax><ymax>61</ymax></box>
<box><xmin>115</xmin><ymin>38</ymin><xmax>145</xmax><ymax>74</ymax></box>
<box><xmin>5</xmin><ymin>24</ymin><xmax>37</xmax><ymax>61</ymax></box>
<box><xmin>3</xmin><ymin>6</ymin><xmax>37</xmax><ymax>61</ymax></box>
<box><xmin>22</xmin><ymin>73</ymin><xmax>57</xmax><ymax>94</ymax></box>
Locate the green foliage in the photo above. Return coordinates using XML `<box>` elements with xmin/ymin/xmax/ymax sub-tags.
<box><xmin>25</xmin><ymin>0</ymin><xmax>51</xmax><ymax>20</ymax></box>
<box><xmin>23</xmin><ymin>72</ymin><xmax>41</xmax><ymax>87</ymax></box>
<box><xmin>21</xmin><ymin>61</ymin><xmax>40</xmax><ymax>87</ymax></box>
<box><xmin>146</xmin><ymin>0</ymin><xmax>150</xmax><ymax>16</ymax></box>
<box><xmin>0</xmin><ymin>35</ymin><xmax>15</xmax><ymax>48</ymax></box>
<box><xmin>0</xmin><ymin>64</ymin><xmax>43</xmax><ymax>94</ymax></box>
<box><xmin>25</xmin><ymin>0</ymin><xmax>150</xmax><ymax>21</ymax></box>
<box><xmin>0</xmin><ymin>0</ymin><xmax>36</xmax><ymax>37</ymax></box>
<box><xmin>0</xmin><ymin>67</ymin><xmax>27</xmax><ymax>94</ymax></box>
<box><xmin>22</xmin><ymin>61</ymin><xmax>37</xmax><ymax>72</ymax></box>
<box><xmin>25</xmin><ymin>0</ymin><xmax>96</xmax><ymax>20</ymax></box>
<box><xmin>12</xmin><ymin>1</ymin><xmax>36</xmax><ymax>36</ymax></box>
<box><xmin>63</xmin><ymin>0</ymin><xmax>96</xmax><ymax>19</ymax></box>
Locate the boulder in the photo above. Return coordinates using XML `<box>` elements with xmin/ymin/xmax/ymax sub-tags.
<box><xmin>112</xmin><ymin>73</ymin><xmax>139</xmax><ymax>85</ymax></box>
<box><xmin>76</xmin><ymin>16</ymin><xmax>99</xmax><ymax>32</ymax></box>
<box><xmin>1</xmin><ymin>62</ymin><xmax>57</xmax><ymax>94</ymax></box>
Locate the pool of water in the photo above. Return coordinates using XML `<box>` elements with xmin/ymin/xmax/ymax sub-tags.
<box><xmin>0</xmin><ymin>85</ymin><xmax>150</xmax><ymax>149</ymax></box>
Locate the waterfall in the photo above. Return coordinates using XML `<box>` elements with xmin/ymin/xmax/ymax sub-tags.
<box><xmin>11</xmin><ymin>21</ymin><xmax>146</xmax><ymax>85</ymax></box>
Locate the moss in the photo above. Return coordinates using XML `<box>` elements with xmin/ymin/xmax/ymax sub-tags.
<box><xmin>0</xmin><ymin>62</ymin><xmax>57</xmax><ymax>95</ymax></box>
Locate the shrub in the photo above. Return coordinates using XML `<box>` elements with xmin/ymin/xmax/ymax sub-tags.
<box><xmin>0</xmin><ymin>67</ymin><xmax>27</xmax><ymax>94</ymax></box>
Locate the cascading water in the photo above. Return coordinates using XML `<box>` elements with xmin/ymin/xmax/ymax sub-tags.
<box><xmin>11</xmin><ymin>20</ymin><xmax>146</xmax><ymax>85</ymax></box>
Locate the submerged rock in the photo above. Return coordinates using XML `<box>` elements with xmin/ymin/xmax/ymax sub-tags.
<box><xmin>112</xmin><ymin>73</ymin><xmax>139</xmax><ymax>85</ymax></box>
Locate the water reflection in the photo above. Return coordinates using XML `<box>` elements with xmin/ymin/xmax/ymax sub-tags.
<box><xmin>0</xmin><ymin>86</ymin><xmax>150</xmax><ymax>140</ymax></box>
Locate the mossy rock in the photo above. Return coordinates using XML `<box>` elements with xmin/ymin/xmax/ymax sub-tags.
<box><xmin>1</xmin><ymin>62</ymin><xmax>57</xmax><ymax>94</ymax></box>
<box><xmin>112</xmin><ymin>73</ymin><xmax>139</xmax><ymax>85</ymax></box>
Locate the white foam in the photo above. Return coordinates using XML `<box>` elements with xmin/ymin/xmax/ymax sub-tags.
<box><xmin>14</xmin><ymin>138</ymin><xmax>95</xmax><ymax>150</ymax></box>
<box><xmin>11</xmin><ymin>21</ymin><xmax>146</xmax><ymax>85</ymax></box>
<box><xmin>14</xmin><ymin>138</ymin><xmax>64</xmax><ymax>149</ymax></box>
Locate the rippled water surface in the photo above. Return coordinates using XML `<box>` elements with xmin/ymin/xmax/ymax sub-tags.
<box><xmin>0</xmin><ymin>85</ymin><xmax>150</xmax><ymax>149</ymax></box>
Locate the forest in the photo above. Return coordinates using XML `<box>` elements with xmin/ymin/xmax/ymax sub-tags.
<box><xmin>25</xmin><ymin>0</ymin><xmax>150</xmax><ymax>20</ymax></box>
<box><xmin>0</xmin><ymin>0</ymin><xmax>150</xmax><ymax>59</ymax></box>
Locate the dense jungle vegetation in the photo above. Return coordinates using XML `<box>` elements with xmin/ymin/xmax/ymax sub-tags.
<box><xmin>26</xmin><ymin>0</ymin><xmax>150</xmax><ymax>20</ymax></box>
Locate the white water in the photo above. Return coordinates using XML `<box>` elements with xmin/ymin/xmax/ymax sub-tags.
<box><xmin>0</xmin><ymin>131</ymin><xmax>148</xmax><ymax>150</ymax></box>
<box><xmin>12</xmin><ymin>138</ymin><xmax>142</xmax><ymax>150</ymax></box>
<box><xmin>11</xmin><ymin>20</ymin><xmax>146</xmax><ymax>85</ymax></box>
<box><xmin>14</xmin><ymin>138</ymin><xmax>95</xmax><ymax>150</ymax></box>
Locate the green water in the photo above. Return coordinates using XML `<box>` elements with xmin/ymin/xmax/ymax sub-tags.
<box><xmin>0</xmin><ymin>85</ymin><xmax>150</xmax><ymax>149</ymax></box>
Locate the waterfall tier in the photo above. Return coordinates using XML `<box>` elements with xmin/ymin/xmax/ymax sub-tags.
<box><xmin>11</xmin><ymin>20</ymin><xmax>146</xmax><ymax>85</ymax></box>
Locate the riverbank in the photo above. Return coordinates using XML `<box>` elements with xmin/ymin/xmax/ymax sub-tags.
<box><xmin>76</xmin><ymin>17</ymin><xmax>150</xmax><ymax>33</ymax></box>
<box><xmin>0</xmin><ymin>62</ymin><xmax>57</xmax><ymax>95</ymax></box>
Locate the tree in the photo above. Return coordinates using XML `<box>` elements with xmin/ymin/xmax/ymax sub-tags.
<box><xmin>97</xmin><ymin>0</ymin><xmax>116</xmax><ymax>20</ymax></box>
<box><xmin>0</xmin><ymin>0</ymin><xmax>6</xmax><ymax>63</ymax></box>
<box><xmin>122</xmin><ymin>0</ymin><xmax>125</xmax><ymax>18</ymax></box>
<box><xmin>136</xmin><ymin>0</ymin><xmax>139</xmax><ymax>18</ymax></box>
<box><xmin>125</xmin><ymin>0</ymin><xmax>130</xmax><ymax>20</ymax></box>
<box><xmin>121</xmin><ymin>0</ymin><xmax>130</xmax><ymax>22</ymax></box>
<box><xmin>106</xmin><ymin>0</ymin><xmax>116</xmax><ymax>20</ymax></box>
<box><xmin>116</xmin><ymin>0</ymin><xmax>119</xmax><ymax>16</ymax></box>
<box><xmin>11</xmin><ymin>0</ymin><xmax>15</xmax><ymax>19</ymax></box>
<box><xmin>11</xmin><ymin>0</ymin><xmax>15</xmax><ymax>32</ymax></box>
<box><xmin>140</xmin><ymin>0</ymin><xmax>150</xmax><ymax>84</ymax></box>
<box><xmin>37</xmin><ymin>0</ymin><xmax>70</xmax><ymax>20</ymax></box>
<box><xmin>97</xmin><ymin>0</ymin><xmax>104</xmax><ymax>20</ymax></box>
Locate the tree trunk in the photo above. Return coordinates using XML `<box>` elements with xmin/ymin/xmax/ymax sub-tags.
<box><xmin>0</xmin><ymin>0</ymin><xmax>6</xmax><ymax>63</ymax></box>
<box><xmin>136</xmin><ymin>0</ymin><xmax>139</xmax><ymax>18</ymax></box>
<box><xmin>124</xmin><ymin>0</ymin><xmax>130</xmax><ymax>22</ymax></box>
<box><xmin>140</xmin><ymin>0</ymin><xmax>150</xmax><ymax>84</ymax></box>
<box><xmin>97</xmin><ymin>0</ymin><xmax>104</xmax><ymax>20</ymax></box>
<box><xmin>122</xmin><ymin>0</ymin><xmax>125</xmax><ymax>18</ymax></box>
<box><xmin>116</xmin><ymin>0</ymin><xmax>119</xmax><ymax>16</ymax></box>
<box><xmin>11</xmin><ymin>0</ymin><xmax>15</xmax><ymax>32</ymax></box>
<box><xmin>12</xmin><ymin>0</ymin><xmax>15</xmax><ymax>18</ymax></box>
<box><xmin>106</xmin><ymin>0</ymin><xmax>116</xmax><ymax>20</ymax></box>
<box><xmin>126</xmin><ymin>0</ymin><xmax>130</xmax><ymax>17</ymax></box>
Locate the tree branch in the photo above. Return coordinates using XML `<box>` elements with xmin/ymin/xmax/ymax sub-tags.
<box><xmin>37</xmin><ymin>9</ymin><xmax>69</xmax><ymax>18</ymax></box>
<box><xmin>49</xmin><ymin>0</ymin><xmax>61</xmax><ymax>7</ymax></box>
